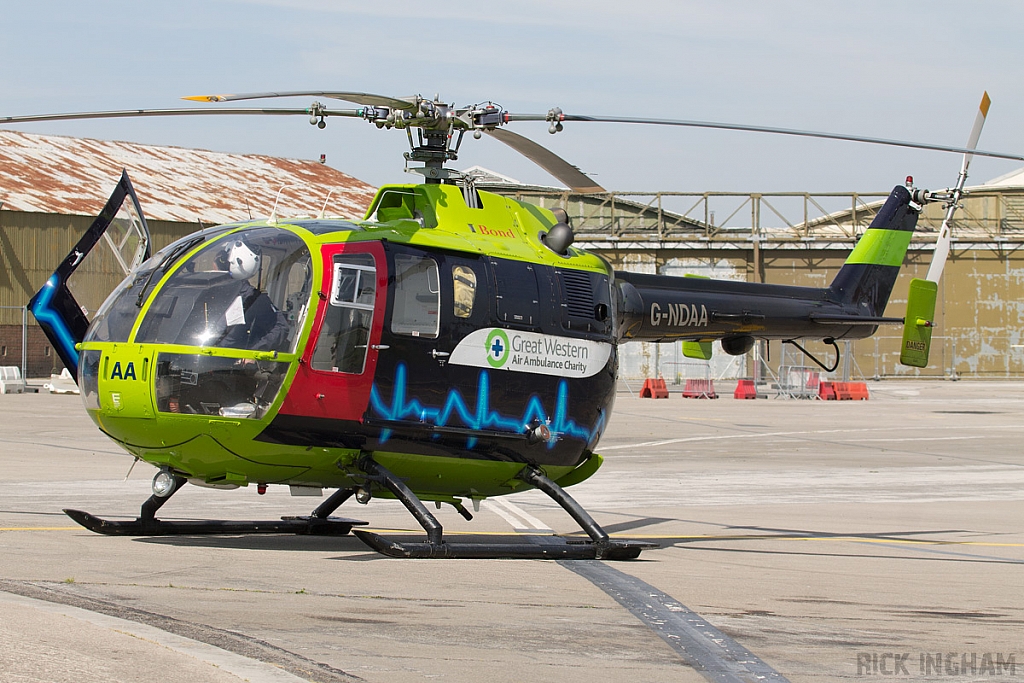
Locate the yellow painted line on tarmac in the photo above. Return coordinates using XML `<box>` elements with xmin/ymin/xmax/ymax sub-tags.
<box><xmin>801</xmin><ymin>536</ymin><xmax>1024</xmax><ymax>548</ymax></box>
<box><xmin>616</xmin><ymin>533</ymin><xmax>1024</xmax><ymax>548</ymax></box>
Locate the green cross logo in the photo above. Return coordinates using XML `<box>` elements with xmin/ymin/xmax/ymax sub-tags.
<box><xmin>486</xmin><ymin>329</ymin><xmax>510</xmax><ymax>368</ymax></box>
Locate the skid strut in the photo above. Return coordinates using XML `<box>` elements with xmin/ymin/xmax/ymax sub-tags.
<box><xmin>352</xmin><ymin>457</ymin><xmax>654</xmax><ymax>559</ymax></box>
<box><xmin>64</xmin><ymin>476</ymin><xmax>366</xmax><ymax>536</ymax></box>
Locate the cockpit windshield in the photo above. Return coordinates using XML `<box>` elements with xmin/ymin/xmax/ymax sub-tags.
<box><xmin>135</xmin><ymin>228</ymin><xmax>312</xmax><ymax>353</ymax></box>
<box><xmin>84</xmin><ymin>228</ymin><xmax>228</xmax><ymax>345</ymax></box>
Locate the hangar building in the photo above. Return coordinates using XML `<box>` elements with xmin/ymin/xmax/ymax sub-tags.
<box><xmin>0</xmin><ymin>130</ymin><xmax>376</xmax><ymax>377</ymax></box>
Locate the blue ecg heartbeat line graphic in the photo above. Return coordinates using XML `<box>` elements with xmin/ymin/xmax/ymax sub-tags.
<box><xmin>369</xmin><ymin>363</ymin><xmax>603</xmax><ymax>449</ymax></box>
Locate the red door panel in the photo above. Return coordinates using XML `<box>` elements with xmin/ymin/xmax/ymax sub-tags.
<box><xmin>278</xmin><ymin>241</ymin><xmax>386</xmax><ymax>422</ymax></box>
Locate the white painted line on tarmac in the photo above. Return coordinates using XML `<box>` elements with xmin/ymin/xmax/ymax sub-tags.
<box><xmin>841</xmin><ymin>436</ymin><xmax>981</xmax><ymax>442</ymax></box>
<box><xmin>0</xmin><ymin>591</ymin><xmax>309</xmax><ymax>683</ymax></box>
<box><xmin>491</xmin><ymin>496</ymin><xmax>552</xmax><ymax>532</ymax></box>
<box><xmin>481</xmin><ymin>501</ymin><xmax>533</xmax><ymax>531</ymax></box>
<box><xmin>600</xmin><ymin>427</ymin><xmax>883</xmax><ymax>450</ymax></box>
<box><xmin>599</xmin><ymin>423</ymin><xmax>1023</xmax><ymax>451</ymax></box>
<box><xmin>482</xmin><ymin>498</ymin><xmax>552</xmax><ymax>533</ymax></box>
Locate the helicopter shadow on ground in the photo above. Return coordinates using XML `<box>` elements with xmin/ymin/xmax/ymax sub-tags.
<box><xmin>132</xmin><ymin>525</ymin><xmax>675</xmax><ymax>562</ymax></box>
<box><xmin>134</xmin><ymin>533</ymin><xmax>374</xmax><ymax>554</ymax></box>
<box><xmin>132</xmin><ymin>532</ymin><xmax>632</xmax><ymax>562</ymax></box>
<box><xmin>593</xmin><ymin>516</ymin><xmax>675</xmax><ymax>535</ymax></box>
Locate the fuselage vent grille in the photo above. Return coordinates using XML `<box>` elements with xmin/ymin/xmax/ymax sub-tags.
<box><xmin>559</xmin><ymin>270</ymin><xmax>595</xmax><ymax>319</ymax></box>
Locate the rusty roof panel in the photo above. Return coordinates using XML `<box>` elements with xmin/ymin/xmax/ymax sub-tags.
<box><xmin>0</xmin><ymin>130</ymin><xmax>378</xmax><ymax>223</ymax></box>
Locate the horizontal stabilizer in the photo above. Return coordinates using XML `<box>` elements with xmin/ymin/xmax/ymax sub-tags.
<box><xmin>809</xmin><ymin>314</ymin><xmax>904</xmax><ymax>326</ymax></box>
<box><xmin>899</xmin><ymin>278</ymin><xmax>938</xmax><ymax>368</ymax></box>
<box><xmin>682</xmin><ymin>341</ymin><xmax>713</xmax><ymax>360</ymax></box>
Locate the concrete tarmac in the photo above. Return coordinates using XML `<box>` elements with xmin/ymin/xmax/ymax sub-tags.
<box><xmin>1</xmin><ymin>382</ymin><xmax>1022</xmax><ymax>682</ymax></box>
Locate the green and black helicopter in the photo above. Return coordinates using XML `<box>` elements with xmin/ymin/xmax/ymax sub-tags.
<box><xmin>9</xmin><ymin>90</ymin><xmax>1012</xmax><ymax>559</ymax></box>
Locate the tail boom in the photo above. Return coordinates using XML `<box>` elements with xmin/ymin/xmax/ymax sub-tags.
<box><xmin>614</xmin><ymin>185</ymin><xmax>918</xmax><ymax>346</ymax></box>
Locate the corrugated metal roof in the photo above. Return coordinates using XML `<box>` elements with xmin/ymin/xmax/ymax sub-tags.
<box><xmin>982</xmin><ymin>166</ymin><xmax>1024</xmax><ymax>187</ymax></box>
<box><xmin>0</xmin><ymin>130</ymin><xmax>378</xmax><ymax>223</ymax></box>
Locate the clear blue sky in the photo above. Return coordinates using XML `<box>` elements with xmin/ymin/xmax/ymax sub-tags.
<box><xmin>3</xmin><ymin>0</ymin><xmax>1023</xmax><ymax>194</ymax></box>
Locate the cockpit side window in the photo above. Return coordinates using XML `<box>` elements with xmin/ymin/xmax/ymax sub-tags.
<box><xmin>135</xmin><ymin>228</ymin><xmax>312</xmax><ymax>353</ymax></box>
<box><xmin>84</xmin><ymin>263</ymin><xmax>160</xmax><ymax>344</ymax></box>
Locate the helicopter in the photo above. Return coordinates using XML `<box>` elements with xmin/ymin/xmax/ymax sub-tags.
<box><xmin>10</xmin><ymin>90</ymin><xmax>1015</xmax><ymax>559</ymax></box>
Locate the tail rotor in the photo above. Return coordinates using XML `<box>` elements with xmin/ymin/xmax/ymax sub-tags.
<box><xmin>900</xmin><ymin>92</ymin><xmax>991</xmax><ymax>368</ymax></box>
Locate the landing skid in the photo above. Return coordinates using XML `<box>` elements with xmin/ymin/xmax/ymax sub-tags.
<box><xmin>351</xmin><ymin>458</ymin><xmax>657</xmax><ymax>560</ymax></box>
<box><xmin>64</xmin><ymin>463</ymin><xmax>656</xmax><ymax>559</ymax></box>
<box><xmin>64</xmin><ymin>480</ymin><xmax>367</xmax><ymax>537</ymax></box>
<box><xmin>353</xmin><ymin>530</ymin><xmax>651</xmax><ymax>560</ymax></box>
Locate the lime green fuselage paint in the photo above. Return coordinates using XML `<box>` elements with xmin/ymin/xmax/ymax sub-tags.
<box><xmin>78</xmin><ymin>184</ymin><xmax>610</xmax><ymax>501</ymax></box>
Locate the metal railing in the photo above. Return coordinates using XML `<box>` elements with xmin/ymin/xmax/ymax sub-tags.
<box><xmin>617</xmin><ymin>333</ymin><xmax>1024</xmax><ymax>382</ymax></box>
<box><xmin>499</xmin><ymin>187</ymin><xmax>1024</xmax><ymax>246</ymax></box>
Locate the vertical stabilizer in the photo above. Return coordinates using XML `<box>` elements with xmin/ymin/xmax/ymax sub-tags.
<box><xmin>828</xmin><ymin>185</ymin><xmax>918</xmax><ymax>316</ymax></box>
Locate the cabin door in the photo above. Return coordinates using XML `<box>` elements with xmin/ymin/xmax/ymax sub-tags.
<box><xmin>278</xmin><ymin>241</ymin><xmax>387</xmax><ymax>422</ymax></box>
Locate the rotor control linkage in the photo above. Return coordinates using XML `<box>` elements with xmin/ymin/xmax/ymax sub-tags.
<box><xmin>351</xmin><ymin>457</ymin><xmax>654</xmax><ymax>560</ymax></box>
<box><xmin>64</xmin><ymin>476</ymin><xmax>367</xmax><ymax>536</ymax></box>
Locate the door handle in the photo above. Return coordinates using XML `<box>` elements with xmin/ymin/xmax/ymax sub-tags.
<box><xmin>431</xmin><ymin>350</ymin><xmax>450</xmax><ymax>358</ymax></box>
<box><xmin>370</xmin><ymin>344</ymin><xmax>390</xmax><ymax>350</ymax></box>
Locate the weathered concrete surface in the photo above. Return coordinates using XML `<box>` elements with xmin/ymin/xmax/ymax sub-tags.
<box><xmin>1</xmin><ymin>383</ymin><xmax>1022</xmax><ymax>681</ymax></box>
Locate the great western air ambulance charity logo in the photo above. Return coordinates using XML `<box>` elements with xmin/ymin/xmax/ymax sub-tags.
<box><xmin>486</xmin><ymin>329</ymin><xmax>510</xmax><ymax>368</ymax></box>
<box><xmin>450</xmin><ymin>328</ymin><xmax>612</xmax><ymax>378</ymax></box>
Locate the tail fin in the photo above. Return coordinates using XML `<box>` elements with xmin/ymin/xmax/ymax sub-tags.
<box><xmin>829</xmin><ymin>185</ymin><xmax>918</xmax><ymax>315</ymax></box>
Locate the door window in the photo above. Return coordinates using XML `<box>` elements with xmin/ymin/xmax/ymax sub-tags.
<box><xmin>491</xmin><ymin>258</ymin><xmax>539</xmax><ymax>327</ymax></box>
<box><xmin>452</xmin><ymin>265</ymin><xmax>477</xmax><ymax>319</ymax></box>
<box><xmin>311</xmin><ymin>254</ymin><xmax>376</xmax><ymax>374</ymax></box>
<box><xmin>391</xmin><ymin>254</ymin><xmax>439</xmax><ymax>338</ymax></box>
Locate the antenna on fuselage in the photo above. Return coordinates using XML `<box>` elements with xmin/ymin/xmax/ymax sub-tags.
<box><xmin>319</xmin><ymin>189</ymin><xmax>335</xmax><ymax>219</ymax></box>
<box><xmin>268</xmin><ymin>184</ymin><xmax>297</xmax><ymax>224</ymax></box>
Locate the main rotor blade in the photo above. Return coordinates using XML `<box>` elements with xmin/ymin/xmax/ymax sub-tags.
<box><xmin>184</xmin><ymin>91</ymin><xmax>420</xmax><ymax>111</ymax></box>
<box><xmin>485</xmin><ymin>128</ymin><xmax>605</xmax><ymax>193</ymax></box>
<box><xmin>0</xmin><ymin>107</ymin><xmax>361</xmax><ymax>125</ymax></box>
<box><xmin>504</xmin><ymin>112</ymin><xmax>1024</xmax><ymax>164</ymax></box>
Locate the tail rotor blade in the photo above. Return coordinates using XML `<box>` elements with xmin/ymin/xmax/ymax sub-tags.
<box><xmin>961</xmin><ymin>91</ymin><xmax>991</xmax><ymax>173</ymax></box>
<box><xmin>926</xmin><ymin>91</ymin><xmax>990</xmax><ymax>284</ymax></box>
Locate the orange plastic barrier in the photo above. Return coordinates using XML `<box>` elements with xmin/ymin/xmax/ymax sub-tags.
<box><xmin>682</xmin><ymin>379</ymin><xmax>718</xmax><ymax>399</ymax></box>
<box><xmin>833</xmin><ymin>381</ymin><xmax>869</xmax><ymax>400</ymax></box>
<box><xmin>640</xmin><ymin>378</ymin><xmax>669</xmax><ymax>399</ymax></box>
<box><xmin>818</xmin><ymin>381</ymin><xmax>836</xmax><ymax>400</ymax></box>
<box><xmin>733</xmin><ymin>379</ymin><xmax>758</xmax><ymax>399</ymax></box>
